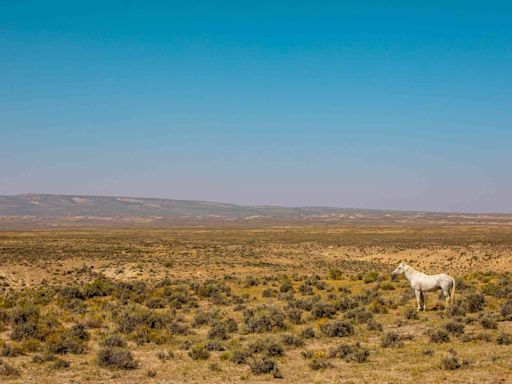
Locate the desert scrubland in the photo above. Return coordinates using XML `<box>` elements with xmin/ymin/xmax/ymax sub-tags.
<box><xmin>0</xmin><ymin>226</ymin><xmax>511</xmax><ymax>383</ymax></box>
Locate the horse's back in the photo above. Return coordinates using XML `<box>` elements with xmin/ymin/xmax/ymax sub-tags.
<box><xmin>412</xmin><ymin>272</ymin><xmax>453</xmax><ymax>291</ymax></box>
<box><xmin>437</xmin><ymin>273</ymin><xmax>454</xmax><ymax>289</ymax></box>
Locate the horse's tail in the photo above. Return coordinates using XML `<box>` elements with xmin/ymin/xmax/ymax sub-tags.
<box><xmin>450</xmin><ymin>277</ymin><xmax>456</xmax><ymax>305</ymax></box>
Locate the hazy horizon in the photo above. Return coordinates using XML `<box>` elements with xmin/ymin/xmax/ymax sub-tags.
<box><xmin>1</xmin><ymin>2</ymin><xmax>511</xmax><ymax>213</ymax></box>
<box><xmin>2</xmin><ymin>192</ymin><xmax>512</xmax><ymax>215</ymax></box>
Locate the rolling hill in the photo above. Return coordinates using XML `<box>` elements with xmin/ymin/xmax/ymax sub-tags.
<box><xmin>0</xmin><ymin>194</ymin><xmax>510</xmax><ymax>228</ymax></box>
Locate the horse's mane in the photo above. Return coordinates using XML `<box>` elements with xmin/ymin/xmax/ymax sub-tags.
<box><xmin>404</xmin><ymin>263</ymin><xmax>419</xmax><ymax>275</ymax></box>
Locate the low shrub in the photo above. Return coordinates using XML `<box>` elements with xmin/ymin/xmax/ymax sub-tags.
<box><xmin>0</xmin><ymin>359</ymin><xmax>20</xmax><ymax>377</ymax></box>
<box><xmin>444</xmin><ymin>321</ymin><xmax>465</xmax><ymax>335</ymax></box>
<box><xmin>329</xmin><ymin>342</ymin><xmax>369</xmax><ymax>362</ymax></box>
<box><xmin>1</xmin><ymin>343</ymin><xmax>24</xmax><ymax>357</ymax></box>
<box><xmin>230</xmin><ymin>349</ymin><xmax>250</xmax><ymax>364</ymax></box>
<box><xmin>309</xmin><ymin>358</ymin><xmax>333</xmax><ymax>370</ymax></box>
<box><xmin>156</xmin><ymin>350</ymin><xmax>174</xmax><ymax>361</ymax></box>
<box><xmin>328</xmin><ymin>268</ymin><xmax>342</xmax><ymax>280</ymax></box>
<box><xmin>465</xmin><ymin>293</ymin><xmax>485</xmax><ymax>313</ymax></box>
<box><xmin>286</xmin><ymin>308</ymin><xmax>302</xmax><ymax>325</ymax></box>
<box><xmin>310</xmin><ymin>302</ymin><xmax>337</xmax><ymax>319</ymax></box>
<box><xmin>145</xmin><ymin>297</ymin><xmax>166</xmax><ymax>309</ymax></box>
<box><xmin>447</xmin><ymin>302</ymin><xmax>466</xmax><ymax>317</ymax></box>
<box><xmin>367</xmin><ymin>319</ymin><xmax>383</xmax><ymax>332</ymax></box>
<box><xmin>207</xmin><ymin>322</ymin><xmax>230</xmax><ymax>340</ymax></box>
<box><xmin>248</xmin><ymin>357</ymin><xmax>278</xmax><ymax>375</ymax></box>
<box><xmin>363</xmin><ymin>271</ymin><xmax>379</xmax><ymax>284</ymax></box>
<box><xmin>404</xmin><ymin>307</ymin><xmax>419</xmax><ymax>320</ymax></box>
<box><xmin>113</xmin><ymin>304</ymin><xmax>171</xmax><ymax>333</ymax></box>
<box><xmin>45</xmin><ymin>329</ymin><xmax>87</xmax><ymax>354</ymax></box>
<box><xmin>97</xmin><ymin>347</ymin><xmax>137</xmax><ymax>369</ymax></box>
<box><xmin>428</xmin><ymin>329</ymin><xmax>450</xmax><ymax>343</ymax></box>
<box><xmin>281</xmin><ymin>333</ymin><xmax>304</xmax><ymax>347</ymax></box>
<box><xmin>83</xmin><ymin>279</ymin><xmax>113</xmax><ymax>299</ymax></box>
<box><xmin>368</xmin><ymin>300</ymin><xmax>388</xmax><ymax>314</ymax></box>
<box><xmin>301</xmin><ymin>327</ymin><xmax>316</xmax><ymax>339</ymax></box>
<box><xmin>381</xmin><ymin>332</ymin><xmax>403</xmax><ymax>348</ymax></box>
<box><xmin>51</xmin><ymin>358</ymin><xmax>70</xmax><ymax>369</ymax></box>
<box><xmin>100</xmin><ymin>334</ymin><xmax>127</xmax><ymax>348</ymax></box>
<box><xmin>379</xmin><ymin>281</ymin><xmax>395</xmax><ymax>291</ymax></box>
<box><xmin>205</xmin><ymin>341</ymin><xmax>225</xmax><ymax>351</ymax></box>
<box><xmin>496</xmin><ymin>332</ymin><xmax>512</xmax><ymax>345</ymax></box>
<box><xmin>345</xmin><ymin>308</ymin><xmax>373</xmax><ymax>324</ymax></box>
<box><xmin>280</xmin><ymin>282</ymin><xmax>294</xmax><ymax>293</ymax></box>
<box><xmin>298</xmin><ymin>283</ymin><xmax>313</xmax><ymax>295</ymax></box>
<box><xmin>320</xmin><ymin>320</ymin><xmax>354</xmax><ymax>338</ymax></box>
<box><xmin>480</xmin><ymin>316</ymin><xmax>498</xmax><ymax>329</ymax></box>
<box><xmin>243</xmin><ymin>305</ymin><xmax>286</xmax><ymax>333</ymax></box>
<box><xmin>32</xmin><ymin>352</ymin><xmax>56</xmax><ymax>363</ymax></box>
<box><xmin>500</xmin><ymin>300</ymin><xmax>512</xmax><ymax>319</ymax></box>
<box><xmin>188</xmin><ymin>345</ymin><xmax>210</xmax><ymax>360</ymax></box>
<box><xmin>441</xmin><ymin>352</ymin><xmax>460</xmax><ymax>370</ymax></box>
<box><xmin>247</xmin><ymin>338</ymin><xmax>284</xmax><ymax>357</ymax></box>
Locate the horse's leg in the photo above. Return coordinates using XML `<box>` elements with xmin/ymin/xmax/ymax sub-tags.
<box><xmin>421</xmin><ymin>292</ymin><xmax>426</xmax><ymax>311</ymax></box>
<box><xmin>443</xmin><ymin>289</ymin><xmax>450</xmax><ymax>311</ymax></box>
<box><xmin>414</xmin><ymin>290</ymin><xmax>422</xmax><ymax>312</ymax></box>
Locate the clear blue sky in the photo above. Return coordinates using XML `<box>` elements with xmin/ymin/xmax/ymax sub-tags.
<box><xmin>1</xmin><ymin>1</ymin><xmax>511</xmax><ymax>212</ymax></box>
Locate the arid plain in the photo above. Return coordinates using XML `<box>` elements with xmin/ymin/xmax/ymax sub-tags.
<box><xmin>0</xmin><ymin>225</ymin><xmax>511</xmax><ymax>383</ymax></box>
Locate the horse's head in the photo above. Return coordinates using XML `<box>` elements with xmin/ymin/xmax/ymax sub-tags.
<box><xmin>391</xmin><ymin>262</ymin><xmax>406</xmax><ymax>280</ymax></box>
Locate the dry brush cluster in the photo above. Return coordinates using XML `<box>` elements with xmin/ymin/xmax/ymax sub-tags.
<box><xmin>0</xmin><ymin>266</ymin><xmax>511</xmax><ymax>381</ymax></box>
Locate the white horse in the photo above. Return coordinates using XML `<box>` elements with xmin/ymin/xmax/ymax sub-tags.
<box><xmin>391</xmin><ymin>262</ymin><xmax>456</xmax><ymax>312</ymax></box>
